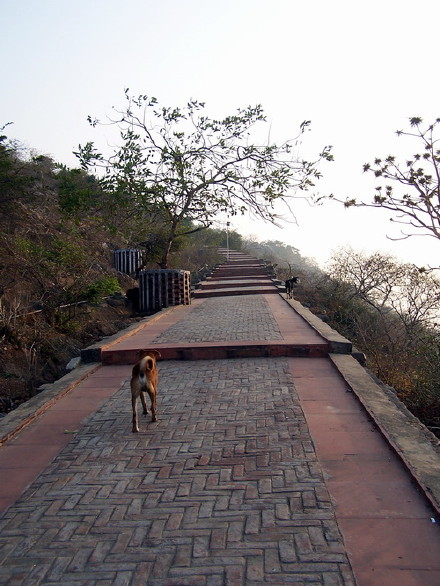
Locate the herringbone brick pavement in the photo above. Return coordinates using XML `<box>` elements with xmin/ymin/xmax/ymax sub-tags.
<box><xmin>152</xmin><ymin>296</ymin><xmax>283</xmax><ymax>343</ymax></box>
<box><xmin>0</xmin><ymin>358</ymin><xmax>355</xmax><ymax>585</ymax></box>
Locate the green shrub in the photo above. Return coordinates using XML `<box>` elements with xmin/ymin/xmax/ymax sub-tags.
<box><xmin>82</xmin><ymin>276</ymin><xmax>121</xmax><ymax>302</ymax></box>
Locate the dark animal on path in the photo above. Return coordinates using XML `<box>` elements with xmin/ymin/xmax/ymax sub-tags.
<box><xmin>285</xmin><ymin>277</ymin><xmax>300</xmax><ymax>299</ymax></box>
<box><xmin>130</xmin><ymin>350</ymin><xmax>161</xmax><ymax>432</ymax></box>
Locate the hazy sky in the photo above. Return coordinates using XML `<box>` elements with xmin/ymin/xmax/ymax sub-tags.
<box><xmin>2</xmin><ymin>0</ymin><xmax>439</xmax><ymax>268</ymax></box>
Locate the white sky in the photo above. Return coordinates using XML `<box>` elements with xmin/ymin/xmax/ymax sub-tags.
<box><xmin>2</xmin><ymin>0</ymin><xmax>439</xmax><ymax>269</ymax></box>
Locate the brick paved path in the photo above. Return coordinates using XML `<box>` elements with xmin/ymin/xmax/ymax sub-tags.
<box><xmin>0</xmin><ymin>356</ymin><xmax>355</xmax><ymax>585</ymax></box>
<box><xmin>2</xmin><ymin>254</ymin><xmax>439</xmax><ymax>585</ymax></box>
<box><xmin>152</xmin><ymin>296</ymin><xmax>283</xmax><ymax>343</ymax></box>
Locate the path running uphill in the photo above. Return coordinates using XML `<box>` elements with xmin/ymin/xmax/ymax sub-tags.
<box><xmin>0</xmin><ymin>250</ymin><xmax>439</xmax><ymax>585</ymax></box>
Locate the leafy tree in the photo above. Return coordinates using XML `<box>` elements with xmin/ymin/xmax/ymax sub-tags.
<box><xmin>56</xmin><ymin>166</ymin><xmax>103</xmax><ymax>217</ymax></box>
<box><xmin>222</xmin><ymin>228</ymin><xmax>243</xmax><ymax>251</ymax></box>
<box><xmin>75</xmin><ymin>91</ymin><xmax>333</xmax><ymax>268</ymax></box>
<box><xmin>169</xmin><ymin>225</ymin><xmax>226</xmax><ymax>278</ymax></box>
<box><xmin>340</xmin><ymin>117</ymin><xmax>440</xmax><ymax>250</ymax></box>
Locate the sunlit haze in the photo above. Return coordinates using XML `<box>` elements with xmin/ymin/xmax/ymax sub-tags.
<box><xmin>2</xmin><ymin>0</ymin><xmax>439</xmax><ymax>268</ymax></box>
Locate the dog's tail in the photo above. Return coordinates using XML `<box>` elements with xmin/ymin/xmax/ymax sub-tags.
<box><xmin>139</xmin><ymin>355</ymin><xmax>155</xmax><ymax>387</ymax></box>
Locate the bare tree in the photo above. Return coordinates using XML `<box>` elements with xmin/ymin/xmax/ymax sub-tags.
<box><xmin>328</xmin><ymin>247</ymin><xmax>440</xmax><ymax>334</ymax></box>
<box><xmin>327</xmin><ymin>118</ymin><xmax>440</xmax><ymax>261</ymax></box>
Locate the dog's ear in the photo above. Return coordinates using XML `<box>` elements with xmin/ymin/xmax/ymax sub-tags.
<box><xmin>151</xmin><ymin>350</ymin><xmax>161</xmax><ymax>360</ymax></box>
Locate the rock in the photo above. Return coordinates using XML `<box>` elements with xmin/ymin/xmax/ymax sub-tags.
<box><xmin>66</xmin><ymin>357</ymin><xmax>81</xmax><ymax>372</ymax></box>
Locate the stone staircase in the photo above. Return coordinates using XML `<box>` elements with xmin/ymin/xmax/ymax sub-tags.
<box><xmin>89</xmin><ymin>249</ymin><xmax>336</xmax><ymax>365</ymax></box>
<box><xmin>193</xmin><ymin>249</ymin><xmax>284</xmax><ymax>298</ymax></box>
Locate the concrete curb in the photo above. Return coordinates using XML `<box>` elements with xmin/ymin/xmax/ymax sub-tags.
<box><xmin>282</xmin><ymin>293</ymin><xmax>440</xmax><ymax>516</ymax></box>
<box><xmin>0</xmin><ymin>362</ymin><xmax>101</xmax><ymax>446</ymax></box>
<box><xmin>81</xmin><ymin>306</ymin><xmax>179</xmax><ymax>363</ymax></box>
<box><xmin>282</xmin><ymin>296</ymin><xmax>354</xmax><ymax>354</ymax></box>
<box><xmin>101</xmin><ymin>341</ymin><xmax>329</xmax><ymax>364</ymax></box>
<box><xmin>330</xmin><ymin>353</ymin><xmax>440</xmax><ymax>516</ymax></box>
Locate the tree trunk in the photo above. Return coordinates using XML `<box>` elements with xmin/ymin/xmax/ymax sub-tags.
<box><xmin>159</xmin><ymin>235</ymin><xmax>174</xmax><ymax>269</ymax></box>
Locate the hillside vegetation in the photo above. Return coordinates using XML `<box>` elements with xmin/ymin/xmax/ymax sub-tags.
<box><xmin>0</xmin><ymin>132</ymin><xmax>227</xmax><ymax>413</ymax></box>
<box><xmin>249</xmin><ymin>241</ymin><xmax>440</xmax><ymax>438</ymax></box>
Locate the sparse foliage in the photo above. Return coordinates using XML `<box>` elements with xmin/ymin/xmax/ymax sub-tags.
<box><xmin>328</xmin><ymin>247</ymin><xmax>440</xmax><ymax>329</ymax></box>
<box><xmin>340</xmin><ymin>117</ymin><xmax>440</xmax><ymax>248</ymax></box>
<box><xmin>322</xmin><ymin>248</ymin><xmax>440</xmax><ymax>432</ymax></box>
<box><xmin>76</xmin><ymin>91</ymin><xmax>333</xmax><ymax>267</ymax></box>
<box><xmin>0</xmin><ymin>126</ymin><xmax>34</xmax><ymax>206</ymax></box>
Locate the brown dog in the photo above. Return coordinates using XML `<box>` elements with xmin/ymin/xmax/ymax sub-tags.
<box><xmin>130</xmin><ymin>350</ymin><xmax>161</xmax><ymax>432</ymax></box>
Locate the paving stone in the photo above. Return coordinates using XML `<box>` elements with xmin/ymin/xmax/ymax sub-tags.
<box><xmin>4</xmin><ymin>256</ymin><xmax>436</xmax><ymax>584</ymax></box>
<box><xmin>151</xmin><ymin>295</ymin><xmax>283</xmax><ymax>343</ymax></box>
<box><xmin>0</xmin><ymin>358</ymin><xmax>354</xmax><ymax>584</ymax></box>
